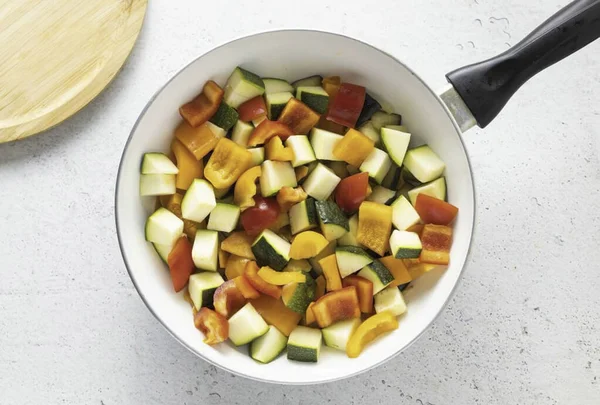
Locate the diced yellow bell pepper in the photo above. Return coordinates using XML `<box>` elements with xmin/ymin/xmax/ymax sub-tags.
<box><xmin>174</xmin><ymin>120</ymin><xmax>221</xmax><ymax>160</ymax></box>
<box><xmin>204</xmin><ymin>138</ymin><xmax>252</xmax><ymax>188</ymax></box>
<box><xmin>356</xmin><ymin>201</ymin><xmax>393</xmax><ymax>256</ymax></box>
<box><xmin>322</xmin><ymin>76</ymin><xmax>341</xmax><ymax>98</ymax></box>
<box><xmin>318</xmin><ymin>254</ymin><xmax>342</xmax><ymax>291</ymax></box>
<box><xmin>224</xmin><ymin>255</ymin><xmax>251</xmax><ymax>280</ymax></box>
<box><xmin>233</xmin><ymin>165</ymin><xmax>261</xmax><ymax>210</ymax></box>
<box><xmin>317</xmin><ymin>116</ymin><xmax>346</xmax><ymax>134</ymax></box>
<box><xmin>278</xmin><ymin>98</ymin><xmax>320</xmax><ymax>134</ymax></box>
<box><xmin>250</xmin><ymin>295</ymin><xmax>302</xmax><ymax>336</ymax></box>
<box><xmin>304</xmin><ymin>302</ymin><xmax>316</xmax><ymax>326</ymax></box>
<box><xmin>276</xmin><ymin>186</ymin><xmax>307</xmax><ymax>213</ymax></box>
<box><xmin>315</xmin><ymin>275</ymin><xmax>326</xmax><ymax>300</ymax></box>
<box><xmin>333</xmin><ymin>128</ymin><xmax>375</xmax><ymax>167</ymax></box>
<box><xmin>342</xmin><ymin>275</ymin><xmax>373</xmax><ymax>313</ymax></box>
<box><xmin>171</xmin><ymin>138</ymin><xmax>203</xmax><ymax>190</ymax></box>
<box><xmin>290</xmin><ymin>231</ymin><xmax>329</xmax><ymax>259</ymax></box>
<box><xmin>233</xmin><ymin>275</ymin><xmax>260</xmax><ymax>299</ymax></box>
<box><xmin>268</xmin><ymin>212</ymin><xmax>290</xmax><ymax>232</ymax></box>
<box><xmin>295</xmin><ymin>166</ymin><xmax>309</xmax><ymax>182</ymax></box>
<box><xmin>218</xmin><ymin>249</ymin><xmax>229</xmax><ymax>269</ymax></box>
<box><xmin>265</xmin><ymin>136</ymin><xmax>295</xmax><ymax>162</ymax></box>
<box><xmin>403</xmin><ymin>259</ymin><xmax>439</xmax><ymax>280</ymax></box>
<box><xmin>179</xmin><ymin>80</ymin><xmax>224</xmax><ymax>127</ymax></box>
<box><xmin>257</xmin><ymin>266</ymin><xmax>306</xmax><ymax>285</ymax></box>
<box><xmin>221</xmin><ymin>231</ymin><xmax>255</xmax><ymax>260</ymax></box>
<box><xmin>379</xmin><ymin>256</ymin><xmax>412</xmax><ymax>287</ymax></box>
<box><xmin>284</xmin><ymin>259</ymin><xmax>312</xmax><ymax>273</ymax></box>
<box><xmin>420</xmin><ymin>224</ymin><xmax>453</xmax><ymax>265</ymax></box>
<box><xmin>161</xmin><ymin>193</ymin><xmax>202</xmax><ymax>240</ymax></box>
<box><xmin>311</xmin><ymin>286</ymin><xmax>361</xmax><ymax>328</ymax></box>
<box><xmin>346</xmin><ymin>310</ymin><xmax>399</xmax><ymax>358</ymax></box>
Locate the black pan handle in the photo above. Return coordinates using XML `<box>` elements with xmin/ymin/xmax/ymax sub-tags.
<box><xmin>446</xmin><ymin>0</ymin><xmax>600</xmax><ymax>128</ymax></box>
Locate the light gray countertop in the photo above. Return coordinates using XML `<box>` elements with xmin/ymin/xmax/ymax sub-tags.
<box><xmin>1</xmin><ymin>0</ymin><xmax>599</xmax><ymax>404</ymax></box>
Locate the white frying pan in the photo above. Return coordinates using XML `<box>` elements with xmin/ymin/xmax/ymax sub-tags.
<box><xmin>115</xmin><ymin>0</ymin><xmax>600</xmax><ymax>384</ymax></box>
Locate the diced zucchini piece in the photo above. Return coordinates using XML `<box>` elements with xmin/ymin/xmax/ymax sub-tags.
<box><xmin>181</xmin><ymin>179</ymin><xmax>216</xmax><ymax>223</ymax></box>
<box><xmin>357</xmin><ymin>260</ymin><xmax>394</xmax><ymax>294</ymax></box>
<box><xmin>310</xmin><ymin>128</ymin><xmax>344</xmax><ymax>161</ymax></box>
<box><xmin>248</xmin><ymin>147</ymin><xmax>265</xmax><ymax>167</ymax></box>
<box><xmin>371</xmin><ymin>111</ymin><xmax>401</xmax><ymax>131</ymax></box>
<box><xmin>192</xmin><ymin>230</ymin><xmax>219</xmax><ymax>271</ymax></box>
<box><xmin>263</xmin><ymin>78</ymin><xmax>294</xmax><ymax>94</ymax></box>
<box><xmin>153</xmin><ymin>243</ymin><xmax>172</xmax><ymax>263</ymax></box>
<box><xmin>401</xmin><ymin>166</ymin><xmax>422</xmax><ymax>186</ymax></box>
<box><xmin>356</xmin><ymin>93</ymin><xmax>382</xmax><ymax>128</ymax></box>
<box><xmin>403</xmin><ymin>145</ymin><xmax>446</xmax><ymax>183</ymax></box>
<box><xmin>292</xmin><ymin>75</ymin><xmax>323</xmax><ymax>89</ymax></box>
<box><xmin>321</xmin><ymin>318</ymin><xmax>361</xmax><ymax>351</ymax></box>
<box><xmin>206</xmin><ymin>121</ymin><xmax>227</xmax><ymax>139</ymax></box>
<box><xmin>210</xmin><ymin>102</ymin><xmax>239</xmax><ymax>131</ymax></box>
<box><xmin>389</xmin><ymin>230</ymin><xmax>422</xmax><ymax>259</ymax></box>
<box><xmin>141</xmin><ymin>153</ymin><xmax>178</xmax><ymax>174</ymax></box>
<box><xmin>346</xmin><ymin>164</ymin><xmax>360</xmax><ymax>175</ymax></box>
<box><xmin>314</xmin><ymin>200</ymin><xmax>349</xmax><ymax>241</ymax></box>
<box><xmin>214</xmin><ymin>185</ymin><xmax>231</xmax><ymax>199</ymax></box>
<box><xmin>382</xmin><ymin>162</ymin><xmax>402</xmax><ymax>190</ymax></box>
<box><xmin>289</xmin><ymin>198</ymin><xmax>318</xmax><ymax>235</ymax></box>
<box><xmin>309</xmin><ymin>239</ymin><xmax>337</xmax><ymax>274</ymax></box>
<box><xmin>358</xmin><ymin>121</ymin><xmax>380</xmax><ymax>145</ymax></box>
<box><xmin>391</xmin><ymin>195</ymin><xmax>421</xmax><ymax>231</ymax></box>
<box><xmin>407</xmin><ymin>177</ymin><xmax>447</xmax><ymax>205</ymax></box>
<box><xmin>223</xmin><ymin>66</ymin><xmax>265</xmax><ymax>108</ymax></box>
<box><xmin>251</xmin><ymin>229</ymin><xmax>291</xmax><ymax>271</ymax></box>
<box><xmin>250</xmin><ymin>325</ymin><xmax>288</xmax><ymax>363</ymax></box>
<box><xmin>188</xmin><ymin>272</ymin><xmax>224</xmax><ymax>310</ymax></box>
<box><xmin>266</xmin><ymin>91</ymin><xmax>293</xmax><ymax>120</ymax></box>
<box><xmin>296</xmin><ymin>86</ymin><xmax>329</xmax><ymax>114</ymax></box>
<box><xmin>338</xmin><ymin>214</ymin><xmax>359</xmax><ymax>247</ymax></box>
<box><xmin>231</xmin><ymin>120</ymin><xmax>254</xmax><ymax>147</ymax></box>
<box><xmin>286</xmin><ymin>135</ymin><xmax>316</xmax><ymax>167</ymax></box>
<box><xmin>207</xmin><ymin>203</ymin><xmax>240</xmax><ymax>232</ymax></box>
<box><xmin>366</xmin><ymin>185</ymin><xmax>396</xmax><ymax>205</ymax></box>
<box><xmin>386</xmin><ymin>124</ymin><xmax>408</xmax><ymax>132</ymax></box>
<box><xmin>260</xmin><ymin>160</ymin><xmax>297</xmax><ymax>197</ymax></box>
<box><xmin>381</xmin><ymin>127</ymin><xmax>411</xmax><ymax>166</ymax></box>
<box><xmin>284</xmin><ymin>259</ymin><xmax>312</xmax><ymax>273</ymax></box>
<box><xmin>374</xmin><ymin>286</ymin><xmax>407</xmax><ymax>316</ymax></box>
<box><xmin>327</xmin><ymin>161</ymin><xmax>349</xmax><ymax>179</ymax></box>
<box><xmin>302</xmin><ymin>163</ymin><xmax>341</xmax><ymax>201</ymax></box>
<box><xmin>228</xmin><ymin>303</ymin><xmax>269</xmax><ymax>346</ymax></box>
<box><xmin>335</xmin><ymin>246</ymin><xmax>373</xmax><ymax>278</ymax></box>
<box><xmin>287</xmin><ymin>325</ymin><xmax>322</xmax><ymax>362</ymax></box>
<box><xmin>360</xmin><ymin>148</ymin><xmax>392</xmax><ymax>184</ymax></box>
<box><xmin>145</xmin><ymin>207</ymin><xmax>183</xmax><ymax>246</ymax></box>
<box><xmin>140</xmin><ymin>174</ymin><xmax>176</xmax><ymax>196</ymax></box>
<box><xmin>282</xmin><ymin>278</ymin><xmax>316</xmax><ymax>313</ymax></box>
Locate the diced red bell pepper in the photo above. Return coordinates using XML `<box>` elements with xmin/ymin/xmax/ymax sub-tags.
<box><xmin>238</xmin><ymin>96</ymin><xmax>267</xmax><ymax>122</ymax></box>
<box><xmin>167</xmin><ymin>237</ymin><xmax>195</xmax><ymax>292</ymax></box>
<box><xmin>240</xmin><ymin>195</ymin><xmax>281</xmax><ymax>236</ymax></box>
<box><xmin>414</xmin><ymin>194</ymin><xmax>459</xmax><ymax>225</ymax></box>
<box><xmin>326</xmin><ymin>83</ymin><xmax>366</xmax><ymax>128</ymax></box>
<box><xmin>247</xmin><ymin>119</ymin><xmax>294</xmax><ymax>147</ymax></box>
<box><xmin>335</xmin><ymin>172</ymin><xmax>369</xmax><ymax>213</ymax></box>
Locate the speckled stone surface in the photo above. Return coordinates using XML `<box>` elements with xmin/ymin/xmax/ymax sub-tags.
<box><xmin>1</xmin><ymin>1</ymin><xmax>599</xmax><ymax>404</ymax></box>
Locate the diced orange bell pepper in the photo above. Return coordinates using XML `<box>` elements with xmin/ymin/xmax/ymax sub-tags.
<box><xmin>276</xmin><ymin>186</ymin><xmax>307</xmax><ymax>213</ymax></box>
<box><xmin>247</xmin><ymin>119</ymin><xmax>294</xmax><ymax>147</ymax></box>
<box><xmin>318</xmin><ymin>254</ymin><xmax>342</xmax><ymax>291</ymax></box>
<box><xmin>218</xmin><ymin>249</ymin><xmax>229</xmax><ymax>269</ymax></box>
<box><xmin>342</xmin><ymin>275</ymin><xmax>374</xmax><ymax>313</ymax></box>
<box><xmin>290</xmin><ymin>231</ymin><xmax>329</xmax><ymax>260</ymax></box>
<box><xmin>379</xmin><ymin>256</ymin><xmax>412</xmax><ymax>287</ymax></box>
<box><xmin>225</xmin><ymin>255</ymin><xmax>251</xmax><ymax>280</ymax></box>
<box><xmin>322</xmin><ymin>76</ymin><xmax>341</xmax><ymax>98</ymax></box>
<box><xmin>167</xmin><ymin>237</ymin><xmax>194</xmax><ymax>292</ymax></box>
<box><xmin>295</xmin><ymin>166</ymin><xmax>309</xmax><ymax>182</ymax></box>
<box><xmin>257</xmin><ymin>266</ymin><xmax>306</xmax><ymax>285</ymax></box>
<box><xmin>333</xmin><ymin>128</ymin><xmax>375</xmax><ymax>167</ymax></box>
<box><xmin>244</xmin><ymin>261</ymin><xmax>282</xmax><ymax>299</ymax></box>
<box><xmin>265</xmin><ymin>136</ymin><xmax>295</xmax><ymax>162</ymax></box>
<box><xmin>171</xmin><ymin>138</ymin><xmax>203</xmax><ymax>190</ymax></box>
<box><xmin>315</xmin><ymin>275</ymin><xmax>326</xmax><ymax>300</ymax></box>
<box><xmin>414</xmin><ymin>194</ymin><xmax>459</xmax><ymax>226</ymax></box>
<box><xmin>174</xmin><ymin>120</ymin><xmax>221</xmax><ymax>160</ymax></box>
<box><xmin>233</xmin><ymin>275</ymin><xmax>260</xmax><ymax>299</ymax></box>
<box><xmin>304</xmin><ymin>302</ymin><xmax>317</xmax><ymax>326</ymax></box>
<box><xmin>356</xmin><ymin>201</ymin><xmax>393</xmax><ymax>256</ymax></box>
<box><xmin>162</xmin><ymin>192</ymin><xmax>199</xmax><ymax>240</ymax></box>
<box><xmin>278</xmin><ymin>98</ymin><xmax>320</xmax><ymax>134</ymax></box>
<box><xmin>204</xmin><ymin>138</ymin><xmax>252</xmax><ymax>188</ymax></box>
<box><xmin>213</xmin><ymin>280</ymin><xmax>246</xmax><ymax>319</ymax></box>
<box><xmin>403</xmin><ymin>259</ymin><xmax>438</xmax><ymax>280</ymax></box>
<box><xmin>317</xmin><ymin>116</ymin><xmax>346</xmax><ymax>134</ymax></box>
<box><xmin>406</xmin><ymin>224</ymin><xmax>425</xmax><ymax>236</ymax></box>
<box><xmin>420</xmin><ymin>224</ymin><xmax>453</xmax><ymax>265</ymax></box>
<box><xmin>311</xmin><ymin>286</ymin><xmax>361</xmax><ymax>328</ymax></box>
<box><xmin>179</xmin><ymin>80</ymin><xmax>224</xmax><ymax>127</ymax></box>
<box><xmin>233</xmin><ymin>166</ymin><xmax>261</xmax><ymax>211</ymax></box>
<box><xmin>194</xmin><ymin>307</ymin><xmax>229</xmax><ymax>345</ymax></box>
<box><xmin>250</xmin><ymin>294</ymin><xmax>302</xmax><ymax>336</ymax></box>
<box><xmin>221</xmin><ymin>231</ymin><xmax>256</xmax><ymax>260</ymax></box>
<box><xmin>346</xmin><ymin>310</ymin><xmax>398</xmax><ymax>358</ymax></box>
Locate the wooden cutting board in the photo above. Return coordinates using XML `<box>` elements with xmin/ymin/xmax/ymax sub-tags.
<box><xmin>0</xmin><ymin>0</ymin><xmax>147</xmax><ymax>143</ymax></box>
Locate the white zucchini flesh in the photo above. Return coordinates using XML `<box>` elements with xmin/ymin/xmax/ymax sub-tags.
<box><xmin>374</xmin><ymin>286</ymin><xmax>407</xmax><ymax>316</ymax></box>
<box><xmin>302</xmin><ymin>163</ymin><xmax>340</xmax><ymax>201</ymax></box>
<box><xmin>141</xmin><ymin>153</ymin><xmax>179</xmax><ymax>174</ymax></box>
<box><xmin>139</xmin><ymin>174</ymin><xmax>176</xmax><ymax>196</ymax></box>
<box><xmin>191</xmin><ymin>230</ymin><xmax>219</xmax><ymax>271</ymax></box>
<box><xmin>310</xmin><ymin>128</ymin><xmax>343</xmax><ymax>161</ymax></box>
<box><xmin>145</xmin><ymin>208</ymin><xmax>183</xmax><ymax>246</ymax></box>
<box><xmin>228</xmin><ymin>303</ymin><xmax>269</xmax><ymax>346</ymax></box>
<box><xmin>181</xmin><ymin>179</ymin><xmax>216</xmax><ymax>223</ymax></box>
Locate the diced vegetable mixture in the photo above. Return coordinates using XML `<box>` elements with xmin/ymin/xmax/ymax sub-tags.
<box><xmin>141</xmin><ymin>67</ymin><xmax>459</xmax><ymax>363</ymax></box>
